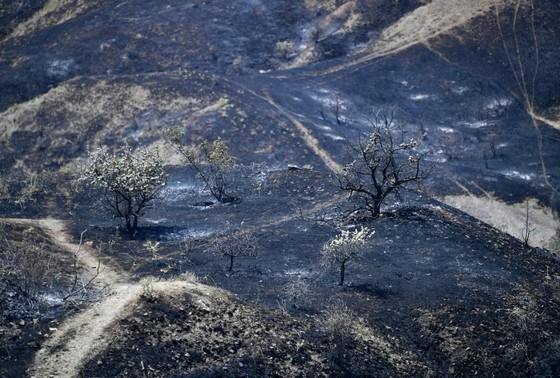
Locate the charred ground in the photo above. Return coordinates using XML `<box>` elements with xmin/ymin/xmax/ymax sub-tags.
<box><xmin>1</xmin><ymin>0</ymin><xmax>560</xmax><ymax>377</ymax></box>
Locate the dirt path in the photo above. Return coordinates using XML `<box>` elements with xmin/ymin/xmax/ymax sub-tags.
<box><xmin>28</xmin><ymin>283</ymin><xmax>141</xmax><ymax>378</ymax></box>
<box><xmin>221</xmin><ymin>76</ymin><xmax>342</xmax><ymax>174</ymax></box>
<box><xmin>261</xmin><ymin>91</ymin><xmax>342</xmax><ymax>173</ymax></box>
<box><xmin>2</xmin><ymin>217</ymin><xmax>127</xmax><ymax>286</ymax></box>
<box><xmin>1</xmin><ymin>217</ymin><xmax>139</xmax><ymax>378</ymax></box>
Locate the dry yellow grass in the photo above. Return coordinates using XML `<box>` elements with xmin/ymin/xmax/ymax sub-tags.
<box><xmin>0</xmin><ymin>78</ymin><xmax>214</xmax><ymax>156</ymax></box>
<box><xmin>7</xmin><ymin>0</ymin><xmax>103</xmax><ymax>40</ymax></box>
<box><xmin>442</xmin><ymin>194</ymin><xmax>558</xmax><ymax>251</ymax></box>
<box><xmin>314</xmin><ymin>0</ymin><xmax>526</xmax><ymax>75</ymax></box>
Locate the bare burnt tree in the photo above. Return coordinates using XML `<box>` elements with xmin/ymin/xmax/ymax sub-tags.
<box><xmin>521</xmin><ymin>200</ymin><xmax>536</xmax><ymax>247</ymax></box>
<box><xmin>330</xmin><ymin>95</ymin><xmax>343</xmax><ymax>125</ymax></box>
<box><xmin>209</xmin><ymin>230</ymin><xmax>258</xmax><ymax>272</ymax></box>
<box><xmin>338</xmin><ymin>112</ymin><xmax>426</xmax><ymax>218</ymax></box>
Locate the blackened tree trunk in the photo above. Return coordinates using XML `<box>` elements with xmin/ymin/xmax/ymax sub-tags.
<box><xmin>228</xmin><ymin>255</ymin><xmax>234</xmax><ymax>272</ymax></box>
<box><xmin>125</xmin><ymin>211</ymin><xmax>138</xmax><ymax>239</ymax></box>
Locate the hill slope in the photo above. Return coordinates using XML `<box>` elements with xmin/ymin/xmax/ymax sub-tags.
<box><xmin>1</xmin><ymin>0</ymin><xmax>560</xmax><ymax>376</ymax></box>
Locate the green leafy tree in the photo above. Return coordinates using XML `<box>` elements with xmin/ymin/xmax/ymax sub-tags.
<box><xmin>82</xmin><ymin>145</ymin><xmax>167</xmax><ymax>239</ymax></box>
<box><xmin>338</xmin><ymin>114</ymin><xmax>425</xmax><ymax>218</ymax></box>
<box><xmin>164</xmin><ymin>128</ymin><xmax>236</xmax><ymax>203</ymax></box>
<box><xmin>320</xmin><ymin>226</ymin><xmax>374</xmax><ymax>286</ymax></box>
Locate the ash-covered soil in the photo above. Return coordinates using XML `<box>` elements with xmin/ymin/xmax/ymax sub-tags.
<box><xmin>80</xmin><ymin>281</ymin><xmax>421</xmax><ymax>377</ymax></box>
<box><xmin>1</xmin><ymin>0</ymin><xmax>559</xmax><ymax>201</ymax></box>
<box><xmin>38</xmin><ymin>167</ymin><xmax>560</xmax><ymax>377</ymax></box>
<box><xmin>1</xmin><ymin>0</ymin><xmax>560</xmax><ymax>377</ymax></box>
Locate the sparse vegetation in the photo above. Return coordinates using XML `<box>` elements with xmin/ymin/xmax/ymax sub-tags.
<box><xmin>179</xmin><ymin>271</ymin><xmax>200</xmax><ymax>283</ymax></box>
<box><xmin>81</xmin><ymin>145</ymin><xmax>167</xmax><ymax>239</ymax></box>
<box><xmin>319</xmin><ymin>301</ymin><xmax>360</xmax><ymax>363</ymax></box>
<box><xmin>521</xmin><ymin>199</ymin><xmax>536</xmax><ymax>247</ymax></box>
<box><xmin>338</xmin><ymin>113</ymin><xmax>426</xmax><ymax>218</ymax></box>
<box><xmin>281</xmin><ymin>278</ymin><xmax>313</xmax><ymax>310</ymax></box>
<box><xmin>0</xmin><ymin>165</ymin><xmax>81</xmax><ymax>212</ymax></box>
<box><xmin>320</xmin><ymin>226</ymin><xmax>374</xmax><ymax>286</ymax></box>
<box><xmin>1</xmin><ymin>1</ymin><xmax>560</xmax><ymax>377</ymax></box>
<box><xmin>6</xmin><ymin>167</ymin><xmax>44</xmax><ymax>210</ymax></box>
<box><xmin>1</xmin><ymin>237</ymin><xmax>53</xmax><ymax>303</ymax></box>
<box><xmin>140</xmin><ymin>277</ymin><xmax>158</xmax><ymax>302</ymax></box>
<box><xmin>164</xmin><ymin>128</ymin><xmax>237</xmax><ymax>203</ymax></box>
<box><xmin>0</xmin><ymin>224</ymin><xmax>65</xmax><ymax>308</ymax></box>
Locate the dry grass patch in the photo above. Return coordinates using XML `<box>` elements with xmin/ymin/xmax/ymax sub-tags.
<box><xmin>442</xmin><ymin>195</ymin><xmax>557</xmax><ymax>251</ymax></box>
<box><xmin>7</xmin><ymin>0</ymin><xmax>107</xmax><ymax>40</ymax></box>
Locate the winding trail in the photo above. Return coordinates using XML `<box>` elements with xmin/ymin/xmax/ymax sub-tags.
<box><xmin>221</xmin><ymin>76</ymin><xmax>342</xmax><ymax>174</ymax></box>
<box><xmin>2</xmin><ymin>217</ymin><xmax>139</xmax><ymax>378</ymax></box>
<box><xmin>29</xmin><ymin>283</ymin><xmax>141</xmax><ymax>377</ymax></box>
<box><xmin>3</xmin><ymin>218</ymin><xmax>126</xmax><ymax>286</ymax></box>
<box><xmin>252</xmin><ymin>0</ymin><xmax>513</xmax><ymax>175</ymax></box>
<box><xmin>261</xmin><ymin>90</ymin><xmax>342</xmax><ymax>173</ymax></box>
